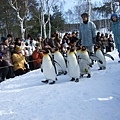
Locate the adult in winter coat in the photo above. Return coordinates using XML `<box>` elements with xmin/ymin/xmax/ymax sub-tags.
<box><xmin>79</xmin><ymin>13</ymin><xmax>96</xmax><ymax>54</ymax></box>
<box><xmin>95</xmin><ymin>32</ymin><xmax>101</xmax><ymax>46</ymax></box>
<box><xmin>0</xmin><ymin>36</ymin><xmax>15</xmax><ymax>79</ymax></box>
<box><xmin>0</xmin><ymin>53</ymin><xmax>9</xmax><ymax>83</ymax></box>
<box><xmin>25</xmin><ymin>35</ymin><xmax>36</xmax><ymax>70</ymax></box>
<box><xmin>12</xmin><ymin>45</ymin><xmax>28</xmax><ymax>76</ymax></box>
<box><xmin>110</xmin><ymin>13</ymin><xmax>120</xmax><ymax>62</ymax></box>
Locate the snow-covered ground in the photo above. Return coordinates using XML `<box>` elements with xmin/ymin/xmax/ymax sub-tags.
<box><xmin>0</xmin><ymin>49</ymin><xmax>120</xmax><ymax>120</ymax></box>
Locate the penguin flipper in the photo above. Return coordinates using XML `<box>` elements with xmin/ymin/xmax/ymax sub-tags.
<box><xmin>53</xmin><ymin>60</ymin><xmax>64</xmax><ymax>70</ymax></box>
<box><xmin>90</xmin><ymin>55</ymin><xmax>103</xmax><ymax>64</ymax></box>
<box><xmin>80</xmin><ymin>59</ymin><xmax>92</xmax><ymax>67</ymax></box>
<box><xmin>104</xmin><ymin>53</ymin><xmax>114</xmax><ymax>60</ymax></box>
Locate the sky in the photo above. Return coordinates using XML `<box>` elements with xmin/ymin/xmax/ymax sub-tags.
<box><xmin>0</xmin><ymin>44</ymin><xmax>120</xmax><ymax>119</ymax></box>
<box><xmin>64</xmin><ymin>0</ymin><xmax>103</xmax><ymax>11</ymax></box>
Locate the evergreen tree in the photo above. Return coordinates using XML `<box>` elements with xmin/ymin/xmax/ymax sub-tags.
<box><xmin>51</xmin><ymin>5</ymin><xmax>65</xmax><ymax>33</ymax></box>
<box><xmin>93</xmin><ymin>0</ymin><xmax>118</xmax><ymax>17</ymax></box>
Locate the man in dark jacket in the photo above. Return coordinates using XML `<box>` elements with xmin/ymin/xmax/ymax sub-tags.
<box><xmin>0</xmin><ymin>36</ymin><xmax>15</xmax><ymax>79</ymax></box>
<box><xmin>79</xmin><ymin>13</ymin><xmax>96</xmax><ymax>55</ymax></box>
<box><xmin>0</xmin><ymin>53</ymin><xmax>9</xmax><ymax>83</ymax></box>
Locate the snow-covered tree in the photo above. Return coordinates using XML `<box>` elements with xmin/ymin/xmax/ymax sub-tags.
<box><xmin>8</xmin><ymin>0</ymin><xmax>29</xmax><ymax>40</ymax></box>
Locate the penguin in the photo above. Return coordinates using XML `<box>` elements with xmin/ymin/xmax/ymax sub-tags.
<box><xmin>63</xmin><ymin>47</ymin><xmax>70</xmax><ymax>68</ymax></box>
<box><xmin>76</xmin><ymin>46</ymin><xmax>82</xmax><ymax>58</ymax></box>
<box><xmin>41</xmin><ymin>49</ymin><xmax>57</xmax><ymax>84</ymax></box>
<box><xmin>104</xmin><ymin>53</ymin><xmax>114</xmax><ymax>61</ymax></box>
<box><xmin>53</xmin><ymin>48</ymin><xmax>67</xmax><ymax>76</ymax></box>
<box><xmin>94</xmin><ymin>45</ymin><xmax>106</xmax><ymax>70</ymax></box>
<box><xmin>67</xmin><ymin>47</ymin><xmax>80</xmax><ymax>82</ymax></box>
<box><xmin>78</xmin><ymin>46</ymin><xmax>92</xmax><ymax>78</ymax></box>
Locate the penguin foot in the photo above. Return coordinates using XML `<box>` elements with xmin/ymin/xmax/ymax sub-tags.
<box><xmin>98</xmin><ymin>67</ymin><xmax>106</xmax><ymax>70</ymax></box>
<box><xmin>75</xmin><ymin>78</ymin><xmax>79</xmax><ymax>82</ymax></box>
<box><xmin>57</xmin><ymin>71</ymin><xmax>64</xmax><ymax>76</ymax></box>
<box><xmin>70</xmin><ymin>78</ymin><xmax>75</xmax><ymax>81</ymax></box>
<box><xmin>98</xmin><ymin>67</ymin><xmax>102</xmax><ymax>70</ymax></box>
<box><xmin>87</xmin><ymin>74</ymin><xmax>91</xmax><ymax>78</ymax></box>
<box><xmin>41</xmin><ymin>80</ymin><xmax>48</xmax><ymax>83</ymax></box>
<box><xmin>49</xmin><ymin>81</ymin><xmax>55</xmax><ymax>85</ymax></box>
<box><xmin>64</xmin><ymin>71</ymin><xmax>67</xmax><ymax>75</ymax></box>
<box><xmin>80</xmin><ymin>74</ymin><xmax>84</xmax><ymax>78</ymax></box>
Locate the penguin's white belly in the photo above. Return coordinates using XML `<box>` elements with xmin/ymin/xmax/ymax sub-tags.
<box><xmin>67</xmin><ymin>54</ymin><xmax>80</xmax><ymax>78</ymax></box>
<box><xmin>54</xmin><ymin>52</ymin><xmax>66</xmax><ymax>71</ymax></box>
<box><xmin>80</xmin><ymin>52</ymin><xmax>91</xmax><ymax>63</ymax></box>
<box><xmin>96</xmin><ymin>50</ymin><xmax>106</xmax><ymax>67</ymax></box>
<box><xmin>79</xmin><ymin>59</ymin><xmax>91</xmax><ymax>74</ymax></box>
<box><xmin>42</xmin><ymin>56</ymin><xmax>56</xmax><ymax>80</ymax></box>
<box><xmin>79</xmin><ymin>52</ymin><xmax>91</xmax><ymax>74</ymax></box>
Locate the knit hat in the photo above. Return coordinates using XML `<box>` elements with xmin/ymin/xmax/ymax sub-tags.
<box><xmin>111</xmin><ymin>13</ymin><xmax>118</xmax><ymax>20</ymax></box>
<box><xmin>1</xmin><ymin>36</ymin><xmax>8</xmax><ymax>42</ymax></box>
<box><xmin>81</xmin><ymin>13</ymin><xmax>89</xmax><ymax>18</ymax></box>
<box><xmin>0</xmin><ymin>53</ymin><xmax>2</xmax><ymax>59</ymax></box>
<box><xmin>15</xmin><ymin>45</ymin><xmax>22</xmax><ymax>53</ymax></box>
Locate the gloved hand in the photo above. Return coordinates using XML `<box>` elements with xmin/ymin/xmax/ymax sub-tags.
<box><xmin>41</xmin><ymin>68</ymin><xmax>43</xmax><ymax>72</ymax></box>
<box><xmin>93</xmin><ymin>37</ymin><xmax>96</xmax><ymax>44</ymax></box>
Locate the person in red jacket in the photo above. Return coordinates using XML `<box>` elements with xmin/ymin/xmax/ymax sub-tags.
<box><xmin>32</xmin><ymin>45</ymin><xmax>44</xmax><ymax>69</ymax></box>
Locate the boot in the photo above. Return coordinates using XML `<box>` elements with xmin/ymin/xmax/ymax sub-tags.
<box><xmin>118</xmin><ymin>53</ymin><xmax>120</xmax><ymax>63</ymax></box>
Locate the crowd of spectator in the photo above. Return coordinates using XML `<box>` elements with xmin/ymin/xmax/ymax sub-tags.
<box><xmin>0</xmin><ymin>31</ymin><xmax>114</xmax><ymax>83</ymax></box>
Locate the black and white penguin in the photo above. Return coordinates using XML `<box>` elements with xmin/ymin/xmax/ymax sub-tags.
<box><xmin>76</xmin><ymin>46</ymin><xmax>82</xmax><ymax>58</ymax></box>
<box><xmin>94</xmin><ymin>45</ymin><xmax>106</xmax><ymax>70</ymax></box>
<box><xmin>67</xmin><ymin>48</ymin><xmax>80</xmax><ymax>82</ymax></box>
<box><xmin>41</xmin><ymin>49</ymin><xmax>57</xmax><ymax>84</ymax></box>
<box><xmin>78</xmin><ymin>46</ymin><xmax>92</xmax><ymax>78</ymax></box>
<box><xmin>53</xmin><ymin>48</ymin><xmax>67</xmax><ymax>76</ymax></box>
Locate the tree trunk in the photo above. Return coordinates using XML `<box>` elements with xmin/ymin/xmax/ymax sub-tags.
<box><xmin>8</xmin><ymin>0</ymin><xmax>28</xmax><ymax>40</ymax></box>
<box><xmin>48</xmin><ymin>20</ymin><xmax>51</xmax><ymax>38</ymax></box>
<box><xmin>88</xmin><ymin>0</ymin><xmax>91</xmax><ymax>20</ymax></box>
<box><xmin>20</xmin><ymin>20</ymin><xmax>25</xmax><ymax>40</ymax></box>
<box><xmin>111</xmin><ymin>2</ymin><xmax>114</xmax><ymax>14</ymax></box>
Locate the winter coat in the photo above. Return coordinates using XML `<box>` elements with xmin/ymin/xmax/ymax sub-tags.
<box><xmin>0</xmin><ymin>59</ymin><xmax>9</xmax><ymax>68</ymax></box>
<box><xmin>111</xmin><ymin>17</ymin><xmax>120</xmax><ymax>52</ymax></box>
<box><xmin>79</xmin><ymin>21</ymin><xmax>96</xmax><ymax>46</ymax></box>
<box><xmin>0</xmin><ymin>43</ymin><xmax>13</xmax><ymax>66</ymax></box>
<box><xmin>0</xmin><ymin>59</ymin><xmax>9</xmax><ymax>82</ymax></box>
<box><xmin>25</xmin><ymin>40</ymin><xmax>36</xmax><ymax>56</ymax></box>
<box><xmin>12</xmin><ymin>53</ymin><xmax>27</xmax><ymax>71</ymax></box>
<box><xmin>48</xmin><ymin>38</ymin><xmax>60</xmax><ymax>48</ymax></box>
<box><xmin>32</xmin><ymin>50</ymin><xmax>44</xmax><ymax>67</ymax></box>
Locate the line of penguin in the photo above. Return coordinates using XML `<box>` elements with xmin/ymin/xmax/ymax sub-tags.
<box><xmin>41</xmin><ymin>45</ymin><xmax>114</xmax><ymax>85</ymax></box>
